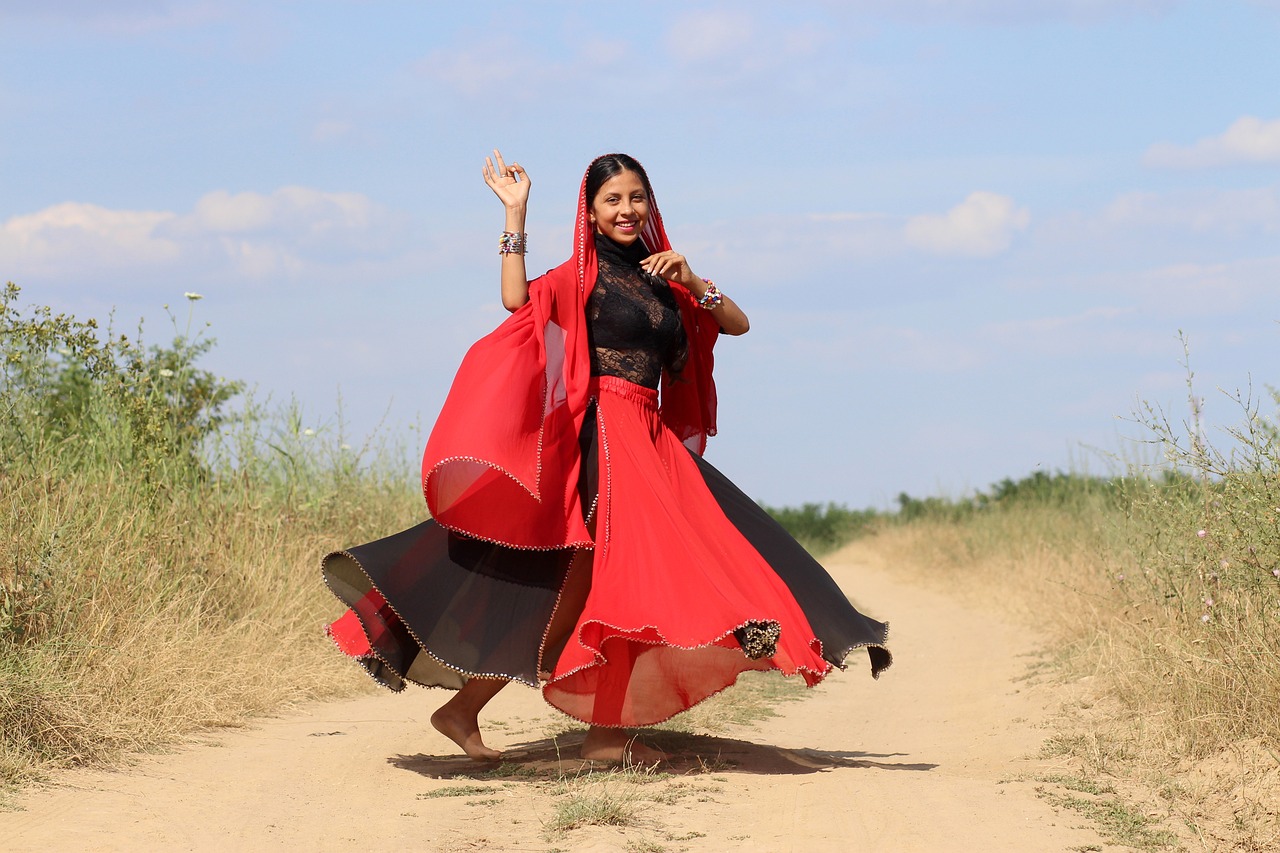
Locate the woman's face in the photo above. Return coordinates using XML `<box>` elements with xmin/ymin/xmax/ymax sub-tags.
<box><xmin>589</xmin><ymin>170</ymin><xmax>649</xmax><ymax>245</ymax></box>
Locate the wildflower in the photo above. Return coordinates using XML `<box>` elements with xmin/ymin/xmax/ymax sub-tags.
<box><xmin>340</xmin><ymin>443</ymin><xmax>351</xmax><ymax>451</ymax></box>
<box><xmin>303</xmin><ymin>428</ymin><xmax>315</xmax><ymax>436</ymax></box>
<box><xmin>158</xmin><ymin>368</ymin><xmax>174</xmax><ymax>378</ymax></box>
<box><xmin>57</xmin><ymin>347</ymin><xmax>72</xmax><ymax>356</ymax></box>
<box><xmin>184</xmin><ymin>292</ymin><xmax>204</xmax><ymax>301</ymax></box>
<box><xmin>1204</xmin><ymin>597</ymin><xmax>1214</xmax><ymax>607</ymax></box>
<box><xmin>1273</xmin><ymin>569</ymin><xmax>1280</xmax><ymax>579</ymax></box>
<box><xmin>1201</xmin><ymin>614</ymin><xmax>1211</xmax><ymax>623</ymax></box>
<box><xmin>1196</xmin><ymin>529</ymin><xmax>1207</xmax><ymax>539</ymax></box>
<box><xmin>1116</xmin><ymin>573</ymin><xmax>1125</xmax><ymax>582</ymax></box>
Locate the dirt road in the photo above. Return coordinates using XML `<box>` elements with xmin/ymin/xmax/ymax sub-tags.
<box><xmin>0</xmin><ymin>545</ymin><xmax>1105</xmax><ymax>852</ymax></box>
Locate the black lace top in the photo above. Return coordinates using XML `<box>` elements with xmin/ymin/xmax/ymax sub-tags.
<box><xmin>587</xmin><ymin>234</ymin><xmax>688</xmax><ymax>389</ymax></box>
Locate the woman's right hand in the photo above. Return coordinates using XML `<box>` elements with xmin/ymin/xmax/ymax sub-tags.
<box><xmin>482</xmin><ymin>149</ymin><xmax>530</xmax><ymax>210</ymax></box>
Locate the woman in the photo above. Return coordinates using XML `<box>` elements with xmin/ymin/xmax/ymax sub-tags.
<box><xmin>323</xmin><ymin>151</ymin><xmax>891</xmax><ymax>763</ymax></box>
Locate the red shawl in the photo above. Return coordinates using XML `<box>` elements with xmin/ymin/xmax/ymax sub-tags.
<box><xmin>421</xmin><ymin>162</ymin><xmax>721</xmax><ymax>550</ymax></box>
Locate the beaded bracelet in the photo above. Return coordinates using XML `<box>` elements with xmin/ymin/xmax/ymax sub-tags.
<box><xmin>697</xmin><ymin>279</ymin><xmax>723</xmax><ymax>310</ymax></box>
<box><xmin>498</xmin><ymin>231</ymin><xmax>527</xmax><ymax>255</ymax></box>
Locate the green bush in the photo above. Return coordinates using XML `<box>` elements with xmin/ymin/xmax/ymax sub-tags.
<box><xmin>0</xmin><ymin>283</ymin><xmax>419</xmax><ymax>783</ymax></box>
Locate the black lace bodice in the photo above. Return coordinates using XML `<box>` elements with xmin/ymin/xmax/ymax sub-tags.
<box><xmin>587</xmin><ymin>235</ymin><xmax>687</xmax><ymax>389</ymax></box>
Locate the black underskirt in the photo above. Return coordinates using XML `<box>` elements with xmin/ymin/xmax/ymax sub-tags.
<box><xmin>322</xmin><ymin>414</ymin><xmax>891</xmax><ymax>694</ymax></box>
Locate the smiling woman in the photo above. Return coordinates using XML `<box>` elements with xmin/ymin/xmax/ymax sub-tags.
<box><xmin>321</xmin><ymin>149</ymin><xmax>891</xmax><ymax>766</ymax></box>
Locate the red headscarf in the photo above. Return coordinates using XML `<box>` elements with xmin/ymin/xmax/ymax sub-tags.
<box><xmin>421</xmin><ymin>157</ymin><xmax>720</xmax><ymax>550</ymax></box>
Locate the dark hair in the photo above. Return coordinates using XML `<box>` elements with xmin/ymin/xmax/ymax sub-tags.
<box><xmin>585</xmin><ymin>153</ymin><xmax>654</xmax><ymax>206</ymax></box>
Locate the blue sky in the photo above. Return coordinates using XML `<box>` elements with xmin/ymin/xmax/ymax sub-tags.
<box><xmin>2</xmin><ymin>0</ymin><xmax>1278</xmax><ymax>507</ymax></box>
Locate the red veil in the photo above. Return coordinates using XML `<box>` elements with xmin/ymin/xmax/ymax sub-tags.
<box><xmin>421</xmin><ymin>163</ymin><xmax>722</xmax><ymax>550</ymax></box>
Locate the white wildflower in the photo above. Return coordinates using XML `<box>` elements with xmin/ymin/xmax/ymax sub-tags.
<box><xmin>158</xmin><ymin>368</ymin><xmax>175</xmax><ymax>378</ymax></box>
<box><xmin>184</xmin><ymin>292</ymin><xmax>204</xmax><ymax>301</ymax></box>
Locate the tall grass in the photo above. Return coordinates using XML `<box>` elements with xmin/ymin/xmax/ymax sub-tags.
<box><xmin>848</xmin><ymin>339</ymin><xmax>1280</xmax><ymax>848</ymax></box>
<box><xmin>0</xmin><ymin>284</ymin><xmax>421</xmax><ymax>785</ymax></box>
<box><xmin>1112</xmin><ymin>367</ymin><xmax>1280</xmax><ymax>757</ymax></box>
<box><xmin>860</xmin><ymin>381</ymin><xmax>1280</xmax><ymax>756</ymax></box>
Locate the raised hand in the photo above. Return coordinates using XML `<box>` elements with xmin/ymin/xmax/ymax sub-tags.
<box><xmin>482</xmin><ymin>149</ymin><xmax>530</xmax><ymax>210</ymax></box>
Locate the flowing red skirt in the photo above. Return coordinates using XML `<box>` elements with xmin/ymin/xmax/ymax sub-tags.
<box><xmin>543</xmin><ymin>376</ymin><xmax>827</xmax><ymax>726</ymax></box>
<box><xmin>323</xmin><ymin>377</ymin><xmax>890</xmax><ymax>727</ymax></box>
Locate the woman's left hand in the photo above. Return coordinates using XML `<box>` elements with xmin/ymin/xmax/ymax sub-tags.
<box><xmin>640</xmin><ymin>250</ymin><xmax>699</xmax><ymax>289</ymax></box>
<box><xmin>643</xmin><ymin>249</ymin><xmax>751</xmax><ymax>336</ymax></box>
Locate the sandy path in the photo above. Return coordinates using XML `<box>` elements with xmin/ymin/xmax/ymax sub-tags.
<box><xmin>0</xmin><ymin>546</ymin><xmax>1105</xmax><ymax>852</ymax></box>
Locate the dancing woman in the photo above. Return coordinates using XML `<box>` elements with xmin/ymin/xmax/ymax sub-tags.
<box><xmin>323</xmin><ymin>150</ymin><xmax>891</xmax><ymax>763</ymax></box>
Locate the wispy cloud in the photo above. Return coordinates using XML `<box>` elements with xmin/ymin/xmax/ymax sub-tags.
<box><xmin>412</xmin><ymin>34</ymin><xmax>562</xmax><ymax>97</ymax></box>
<box><xmin>1143</xmin><ymin>116</ymin><xmax>1280</xmax><ymax>169</ymax></box>
<box><xmin>821</xmin><ymin>0</ymin><xmax>1177</xmax><ymax>24</ymax></box>
<box><xmin>1103</xmin><ymin>185</ymin><xmax>1280</xmax><ymax>234</ymax></box>
<box><xmin>754</xmin><ymin>309</ymin><xmax>988</xmax><ymax>374</ymax></box>
<box><xmin>979</xmin><ymin>306</ymin><xmax>1166</xmax><ymax>357</ymax></box>
<box><xmin>0</xmin><ymin>0</ymin><xmax>229</xmax><ymax>34</ymax></box>
<box><xmin>413</xmin><ymin>8</ymin><xmax>836</xmax><ymax>107</ymax></box>
<box><xmin>1021</xmin><ymin>256</ymin><xmax>1280</xmax><ymax>319</ymax></box>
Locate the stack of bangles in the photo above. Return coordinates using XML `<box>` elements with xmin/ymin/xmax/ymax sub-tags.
<box><xmin>697</xmin><ymin>279</ymin><xmax>723</xmax><ymax>310</ymax></box>
<box><xmin>498</xmin><ymin>231</ymin><xmax>527</xmax><ymax>255</ymax></box>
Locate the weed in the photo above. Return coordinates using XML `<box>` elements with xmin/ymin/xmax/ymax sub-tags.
<box><xmin>1038</xmin><ymin>786</ymin><xmax>1178</xmax><ymax>850</ymax></box>
<box><xmin>624</xmin><ymin>840</ymin><xmax>668</xmax><ymax>853</ymax></box>
<box><xmin>418</xmin><ymin>785</ymin><xmax>492</xmax><ymax>799</ymax></box>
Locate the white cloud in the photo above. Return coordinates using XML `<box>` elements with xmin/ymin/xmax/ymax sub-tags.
<box><xmin>0</xmin><ymin>202</ymin><xmax>180</xmax><ymax>276</ymax></box>
<box><xmin>904</xmin><ymin>191</ymin><xmax>1029</xmax><ymax>257</ymax></box>
<box><xmin>678</xmin><ymin>194</ymin><xmax>1029</xmax><ymax>283</ymax></box>
<box><xmin>1143</xmin><ymin>116</ymin><xmax>1280</xmax><ymax>169</ymax></box>
<box><xmin>180</xmin><ymin>186</ymin><xmax>388</xmax><ymax>243</ymax></box>
<box><xmin>0</xmin><ymin>187</ymin><xmax>405</xmax><ymax>286</ymax></box>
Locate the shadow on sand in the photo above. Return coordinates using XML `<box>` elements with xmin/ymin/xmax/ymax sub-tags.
<box><xmin>389</xmin><ymin>730</ymin><xmax>937</xmax><ymax>780</ymax></box>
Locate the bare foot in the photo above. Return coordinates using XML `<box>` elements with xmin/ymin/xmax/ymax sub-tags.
<box><xmin>430</xmin><ymin>706</ymin><xmax>502</xmax><ymax>761</ymax></box>
<box><xmin>580</xmin><ymin>727</ymin><xmax>667</xmax><ymax>765</ymax></box>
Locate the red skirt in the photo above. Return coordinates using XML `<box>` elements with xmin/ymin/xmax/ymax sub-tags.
<box><xmin>323</xmin><ymin>376</ymin><xmax>890</xmax><ymax>727</ymax></box>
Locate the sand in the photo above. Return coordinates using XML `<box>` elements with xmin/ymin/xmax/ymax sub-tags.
<box><xmin>0</xmin><ymin>546</ymin><xmax>1107</xmax><ymax>852</ymax></box>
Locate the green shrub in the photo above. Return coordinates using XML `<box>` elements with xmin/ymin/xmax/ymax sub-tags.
<box><xmin>0</xmin><ymin>283</ymin><xmax>419</xmax><ymax>784</ymax></box>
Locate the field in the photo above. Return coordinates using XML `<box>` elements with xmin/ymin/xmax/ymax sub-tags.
<box><xmin>3</xmin><ymin>285</ymin><xmax>1278</xmax><ymax>849</ymax></box>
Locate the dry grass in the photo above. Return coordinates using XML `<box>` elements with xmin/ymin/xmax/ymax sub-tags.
<box><xmin>0</xmin><ymin>454</ymin><xmax>418</xmax><ymax>785</ymax></box>
<box><xmin>0</xmin><ymin>285</ymin><xmax>432</xmax><ymax>786</ymax></box>
<box><xmin>867</xmin><ymin>473</ymin><xmax>1280</xmax><ymax>850</ymax></box>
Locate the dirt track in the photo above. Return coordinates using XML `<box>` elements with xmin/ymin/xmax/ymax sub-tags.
<box><xmin>0</xmin><ymin>545</ymin><xmax>1106</xmax><ymax>852</ymax></box>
